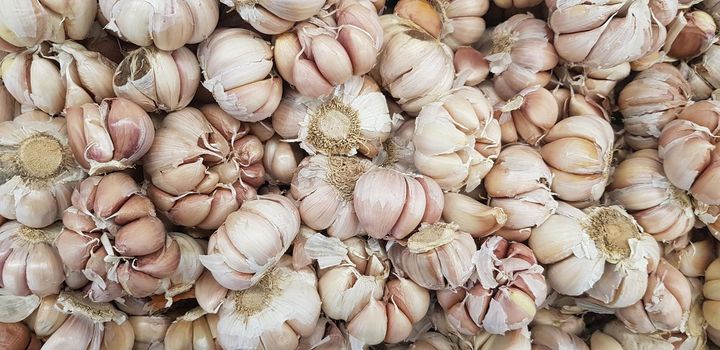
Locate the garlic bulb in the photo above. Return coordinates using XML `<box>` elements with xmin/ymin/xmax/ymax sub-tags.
<box><xmin>548</xmin><ymin>0</ymin><xmax>655</xmax><ymax>68</ymax></box>
<box><xmin>388</xmin><ymin>222</ymin><xmax>476</xmax><ymax>290</ymax></box>
<box><xmin>455</xmin><ymin>46</ymin><xmax>490</xmax><ymax>86</ymax></box>
<box><xmin>530</xmin><ymin>325</ymin><xmax>589</xmax><ymax>350</ymax></box>
<box><xmin>480</xmin><ymin>14</ymin><xmax>558</xmax><ymax>99</ymax></box>
<box><xmin>540</xmin><ymin>114</ymin><xmax>614</xmax><ymax>208</ymax></box>
<box><xmin>24</xmin><ymin>294</ymin><xmax>67</xmax><ymax>338</ymax></box>
<box><xmin>413</xmin><ymin>86</ymin><xmax>500</xmax><ymax>191</ymax></box>
<box><xmin>263</xmin><ymin>136</ymin><xmax>303</xmax><ymax>184</ymax></box>
<box><xmin>113</xmin><ymin>46</ymin><xmax>200</xmax><ymax>113</ymax></box>
<box><xmin>274</xmin><ymin>0</ymin><xmax>383</xmax><ymax>98</ymax></box>
<box><xmin>484</xmin><ymin>145</ymin><xmax>558</xmax><ymax>241</ymax></box>
<box><xmin>52</xmin><ymin>41</ymin><xmax>118</xmax><ymax>109</ymax></box>
<box><xmin>166</xmin><ymin>232</ymin><xmax>206</xmax><ymax>297</ymax></box>
<box><xmin>0</xmin><ymin>221</ymin><xmax>64</xmax><ymax>297</ymax></box>
<box><xmin>215</xmin><ymin>255</ymin><xmax>321</xmax><ymax>350</ymax></box>
<box><xmin>291</xmin><ymin>155</ymin><xmax>372</xmax><ymax>240</ymax></box>
<box><xmin>129</xmin><ymin>316</ymin><xmax>170</xmax><ymax>349</ymax></box>
<box><xmin>99</xmin><ymin>0</ymin><xmax>219</xmax><ymax>51</ymax></box>
<box><xmin>552</xmin><ymin>88</ymin><xmax>609</xmax><ymax>121</ymax></box>
<box><xmin>438</xmin><ymin>236</ymin><xmax>547</xmax><ymax>335</ymax></box>
<box><xmin>164</xmin><ymin>308</ymin><xmax>219</xmax><ymax>350</ymax></box>
<box><xmin>221</xmin><ymin>0</ymin><xmax>326</xmax><ymax>35</ymax></box>
<box><xmin>198</xmin><ymin>28</ymin><xmax>282</xmax><ymax>122</ymax></box>
<box><xmin>618</xmin><ymin>63</ymin><xmax>692</xmax><ymax>150</ymax></box>
<box><xmin>200</xmin><ymin>194</ymin><xmax>300</xmax><ymax>291</ymax></box>
<box><xmin>659</xmin><ymin>100</ymin><xmax>720</xmax><ymax>206</ymax></box>
<box><xmin>65</xmin><ymin>98</ymin><xmax>154</xmax><ymax>175</ymax></box>
<box><xmin>590</xmin><ymin>320</ymin><xmax>675</xmax><ymax>349</ymax></box>
<box><xmin>666</xmin><ymin>10</ymin><xmax>717</xmax><ymax>59</ymax></box>
<box><xmin>353</xmin><ymin>167</ymin><xmax>444</xmax><ymax>240</ymax></box>
<box><xmin>529</xmin><ymin>203</ymin><xmax>661</xmax><ymax>308</ymax></box>
<box><xmin>492</xmin><ymin>86</ymin><xmax>559</xmax><ymax>145</ymax></box>
<box><xmin>394</xmin><ymin>0</ymin><xmax>489</xmax><ymax>49</ymax></box>
<box><xmin>0</xmin><ymin>112</ymin><xmax>84</xmax><ymax>228</ymax></box>
<box><xmin>0</xmin><ymin>1</ymin><xmax>96</xmax><ymax>50</ymax></box>
<box><xmin>666</xmin><ymin>236</ymin><xmax>716</xmax><ymax>277</ymax></box>
<box><xmin>144</xmin><ymin>105</ymin><xmax>266</xmax><ymax>229</ymax></box>
<box><xmin>442</xmin><ymin>193</ymin><xmax>506</xmax><ymax>239</ymax></box>
<box><xmin>609</xmin><ymin>149</ymin><xmax>695</xmax><ymax>244</ymax></box>
<box><xmin>0</xmin><ymin>322</ymin><xmax>41</xmax><ymax>350</ymax></box>
<box><xmin>377</xmin><ymin>14</ymin><xmax>455</xmax><ymax>114</ymax></box>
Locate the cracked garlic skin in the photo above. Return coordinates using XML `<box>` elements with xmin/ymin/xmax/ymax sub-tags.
<box><xmin>0</xmin><ymin>1</ymin><xmax>97</xmax><ymax>50</ymax></box>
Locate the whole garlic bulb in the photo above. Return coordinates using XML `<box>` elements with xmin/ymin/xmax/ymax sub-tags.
<box><xmin>529</xmin><ymin>203</ymin><xmax>661</xmax><ymax>308</ymax></box>
<box><xmin>221</xmin><ymin>0</ymin><xmax>326</xmax><ymax>35</ymax></box>
<box><xmin>353</xmin><ymin>167</ymin><xmax>444</xmax><ymax>240</ymax></box>
<box><xmin>480</xmin><ymin>14</ymin><xmax>558</xmax><ymax>100</ymax></box>
<box><xmin>442</xmin><ymin>193</ymin><xmax>506</xmax><ymax>239</ymax></box>
<box><xmin>58</xmin><ymin>172</ymin><xmax>178</xmax><ymax>300</ymax></box>
<box><xmin>144</xmin><ymin>105</ymin><xmax>265</xmax><ymax>229</ymax></box>
<box><xmin>413</xmin><ymin>86</ymin><xmax>500</xmax><ymax>191</ymax></box>
<box><xmin>530</xmin><ymin>325</ymin><xmax>589</xmax><ymax>350</ymax></box>
<box><xmin>164</xmin><ymin>308</ymin><xmax>218</xmax><ymax>350</ymax></box>
<box><xmin>0</xmin><ymin>1</ymin><xmax>96</xmax><ymax>50</ymax></box>
<box><xmin>113</xmin><ymin>46</ymin><xmax>200</xmax><ymax>113</ymax></box>
<box><xmin>394</xmin><ymin>0</ymin><xmax>489</xmax><ymax>49</ymax></box>
<box><xmin>0</xmin><ymin>112</ymin><xmax>84</xmax><ymax>228</ymax></box>
<box><xmin>99</xmin><ymin>0</ymin><xmax>219</xmax><ymax>51</ymax></box>
<box><xmin>0</xmin><ymin>221</ymin><xmax>64</xmax><ymax>297</ymax></box>
<box><xmin>438</xmin><ymin>236</ymin><xmax>547</xmax><ymax>335</ymax></box>
<box><xmin>199</xmin><ymin>195</ymin><xmax>300</xmax><ymax>291</ymax></box>
<box><xmin>489</xmin><ymin>86</ymin><xmax>559</xmax><ymax>145</ymax></box>
<box><xmin>0</xmin><ymin>322</ymin><xmax>41</xmax><ymax>350</ymax></box>
<box><xmin>274</xmin><ymin>0</ymin><xmax>383</xmax><ymax>98</ymax></box>
<box><xmin>540</xmin><ymin>114</ymin><xmax>614</xmax><ymax>208</ymax></box>
<box><xmin>609</xmin><ymin>149</ymin><xmax>695</xmax><ymax>244</ymax></box>
<box><xmin>65</xmin><ymin>98</ymin><xmax>155</xmax><ymax>176</ymax></box>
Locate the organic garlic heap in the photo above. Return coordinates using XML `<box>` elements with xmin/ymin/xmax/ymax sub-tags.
<box><xmin>99</xmin><ymin>0</ymin><xmax>219</xmax><ymax>51</ymax></box>
<box><xmin>144</xmin><ymin>105</ymin><xmax>265</xmax><ymax>229</ymax></box>
<box><xmin>353</xmin><ymin>167</ymin><xmax>444</xmax><ymax>240</ymax></box>
<box><xmin>274</xmin><ymin>0</ymin><xmax>383</xmax><ymax>98</ymax></box>
<box><xmin>442</xmin><ymin>193</ymin><xmax>506</xmax><ymax>239</ymax></box>
<box><xmin>0</xmin><ymin>221</ymin><xmax>64</xmax><ymax>297</ymax></box>
<box><xmin>393</xmin><ymin>0</ymin><xmax>489</xmax><ymax>49</ymax></box>
<box><xmin>0</xmin><ymin>322</ymin><xmax>41</xmax><ymax>349</ymax></box>
<box><xmin>484</xmin><ymin>145</ymin><xmax>558</xmax><ymax>241</ymax></box>
<box><xmin>530</xmin><ymin>325</ymin><xmax>588</xmax><ymax>350</ymax></box>
<box><xmin>413</xmin><ymin>86</ymin><xmax>500</xmax><ymax>191</ymax></box>
<box><xmin>485</xmin><ymin>85</ymin><xmax>559</xmax><ymax>145</ymax></box>
<box><xmin>199</xmin><ymin>195</ymin><xmax>300</xmax><ymax>291</ymax></box>
<box><xmin>65</xmin><ymin>98</ymin><xmax>155</xmax><ymax>175</ymax></box>
<box><xmin>479</xmin><ymin>14</ymin><xmax>558</xmax><ymax>99</ymax></box>
<box><xmin>665</xmin><ymin>10</ymin><xmax>717</xmax><ymax>59</ymax></box>
<box><xmin>113</xmin><ymin>46</ymin><xmax>200</xmax><ymax>113</ymax></box>
<box><xmin>609</xmin><ymin>149</ymin><xmax>695</xmax><ymax>245</ymax></box>
<box><xmin>198</xmin><ymin>28</ymin><xmax>282</xmax><ymax>122</ymax></box>
<box><xmin>164</xmin><ymin>308</ymin><xmax>218</xmax><ymax>350</ymax></box>
<box><xmin>619</xmin><ymin>63</ymin><xmax>692</xmax><ymax>150</ymax></box>
<box><xmin>540</xmin><ymin>115</ymin><xmax>614</xmax><ymax>208</ymax></box>
<box><xmin>221</xmin><ymin>0</ymin><xmax>326</xmax><ymax>34</ymax></box>
<box><xmin>0</xmin><ymin>1</ymin><xmax>96</xmax><ymax>50</ymax></box>
<box><xmin>0</xmin><ymin>112</ymin><xmax>84</xmax><ymax>228</ymax></box>
<box><xmin>529</xmin><ymin>203</ymin><xmax>661</xmax><ymax>308</ymax></box>
<box><xmin>438</xmin><ymin>236</ymin><xmax>547</xmax><ymax>335</ymax></box>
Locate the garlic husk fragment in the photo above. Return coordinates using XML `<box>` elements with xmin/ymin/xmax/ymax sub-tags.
<box><xmin>298</xmin><ymin>318</ymin><xmax>350</xmax><ymax>350</ymax></box>
<box><xmin>0</xmin><ymin>293</ymin><xmax>40</xmax><ymax>323</ymax></box>
<box><xmin>529</xmin><ymin>203</ymin><xmax>661</xmax><ymax>308</ymax></box>
<box><xmin>215</xmin><ymin>255</ymin><xmax>320</xmax><ymax>350</ymax></box>
<box><xmin>666</xmin><ymin>10</ymin><xmax>717</xmax><ymax>59</ymax></box>
<box><xmin>113</xmin><ymin>46</ymin><xmax>200</xmax><ymax>113</ymax></box>
<box><xmin>0</xmin><ymin>112</ymin><xmax>84</xmax><ymax>228</ymax></box>
<box><xmin>394</xmin><ymin>0</ymin><xmax>489</xmax><ymax>49</ymax></box>
<box><xmin>144</xmin><ymin>105</ymin><xmax>266</xmax><ymax>229</ymax></box>
<box><xmin>442</xmin><ymin>193</ymin><xmax>506</xmax><ymax>239</ymax></box>
<box><xmin>221</xmin><ymin>0</ymin><xmax>326</xmax><ymax>35</ymax></box>
<box><xmin>129</xmin><ymin>316</ymin><xmax>170</xmax><ymax>349</ymax></box>
<box><xmin>555</xmin><ymin>63</ymin><xmax>632</xmax><ymax>104</ymax></box>
<box><xmin>489</xmin><ymin>86</ymin><xmax>559</xmax><ymax>145</ymax></box>
<box><xmin>198</xmin><ymin>28</ymin><xmax>282</xmax><ymax>122</ymax></box>
<box><xmin>0</xmin><ymin>322</ymin><xmax>41</xmax><ymax>350</ymax></box>
<box><xmin>530</xmin><ymin>324</ymin><xmax>589</xmax><ymax>350</ymax></box>
<box><xmin>1</xmin><ymin>48</ymin><xmax>65</xmax><ymax>115</ymax></box>
<box><xmin>164</xmin><ymin>308</ymin><xmax>219</xmax><ymax>350</ymax></box>
<box><xmin>24</xmin><ymin>294</ymin><xmax>66</xmax><ymax>338</ymax></box>
<box><xmin>590</xmin><ymin>320</ymin><xmax>675</xmax><ymax>350</ymax></box>
<box><xmin>413</xmin><ymin>86</ymin><xmax>500</xmax><ymax>191</ymax></box>
<box><xmin>200</xmin><ymin>194</ymin><xmax>300</xmax><ymax>291</ymax></box>
<box><xmin>0</xmin><ymin>1</ymin><xmax>96</xmax><ymax>50</ymax></box>
<box><xmin>52</xmin><ymin>41</ymin><xmax>117</xmax><ymax>109</ymax></box>
<box><xmin>263</xmin><ymin>136</ymin><xmax>303</xmax><ymax>184</ymax></box>
<box><xmin>353</xmin><ymin>168</ymin><xmax>444</xmax><ymax>240</ymax></box>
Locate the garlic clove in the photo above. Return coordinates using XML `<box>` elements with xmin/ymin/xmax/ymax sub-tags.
<box><xmin>114</xmin><ymin>216</ymin><xmax>166</xmax><ymax>256</ymax></box>
<box><xmin>347</xmin><ymin>299</ymin><xmax>388</xmax><ymax>346</ymax></box>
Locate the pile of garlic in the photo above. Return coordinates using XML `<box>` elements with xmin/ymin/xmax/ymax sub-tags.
<box><xmin>3</xmin><ymin>0</ymin><xmax>720</xmax><ymax>349</ymax></box>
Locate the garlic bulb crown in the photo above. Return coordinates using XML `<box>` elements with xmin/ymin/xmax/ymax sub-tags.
<box><xmin>0</xmin><ymin>1</ymin><xmax>97</xmax><ymax>50</ymax></box>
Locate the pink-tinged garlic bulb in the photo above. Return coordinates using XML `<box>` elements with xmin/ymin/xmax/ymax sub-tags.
<box><xmin>353</xmin><ymin>168</ymin><xmax>444</xmax><ymax>240</ymax></box>
<box><xmin>144</xmin><ymin>105</ymin><xmax>265</xmax><ymax>229</ymax></box>
<box><xmin>490</xmin><ymin>86</ymin><xmax>559</xmax><ymax>145</ymax></box>
<box><xmin>221</xmin><ymin>0</ymin><xmax>326</xmax><ymax>35</ymax></box>
<box><xmin>659</xmin><ymin>100</ymin><xmax>720</xmax><ymax>206</ymax></box>
<box><xmin>484</xmin><ymin>145</ymin><xmax>558</xmax><ymax>241</ymax></box>
<box><xmin>665</xmin><ymin>10</ymin><xmax>717</xmax><ymax>60</ymax></box>
<box><xmin>113</xmin><ymin>46</ymin><xmax>200</xmax><ymax>113</ymax></box>
<box><xmin>298</xmin><ymin>318</ymin><xmax>350</xmax><ymax>350</ymax></box>
<box><xmin>455</xmin><ymin>47</ymin><xmax>490</xmax><ymax>86</ymax></box>
<box><xmin>547</xmin><ymin>0</ymin><xmax>655</xmax><ymax>68</ymax></box>
<box><xmin>556</xmin><ymin>63</ymin><xmax>632</xmax><ymax>104</ymax></box>
<box><xmin>99</xmin><ymin>0</ymin><xmax>219</xmax><ymax>51</ymax></box>
<box><xmin>438</xmin><ymin>236</ymin><xmax>547</xmax><ymax>335</ymax></box>
<box><xmin>530</xmin><ymin>325</ymin><xmax>589</xmax><ymax>350</ymax></box>
<box><xmin>609</xmin><ymin>149</ymin><xmax>695</xmax><ymax>244</ymax></box>
<box><xmin>388</xmin><ymin>222</ymin><xmax>476</xmax><ymax>290</ymax></box>
<box><xmin>164</xmin><ymin>308</ymin><xmax>218</xmax><ymax>350</ymax></box>
<box><xmin>552</xmin><ymin>88</ymin><xmax>609</xmax><ymax>121</ymax></box>
<box><xmin>394</xmin><ymin>0</ymin><xmax>489</xmax><ymax>49</ymax></box>
<box><xmin>442</xmin><ymin>193</ymin><xmax>506</xmax><ymax>239</ymax></box>
<box><xmin>377</xmin><ymin>15</ymin><xmax>455</xmax><ymax>114</ymax></box>
<box><xmin>540</xmin><ymin>115</ymin><xmax>613</xmax><ymax>208</ymax></box>
<box><xmin>291</xmin><ymin>155</ymin><xmax>373</xmax><ymax>240</ymax></box>
<box><xmin>413</xmin><ymin>86</ymin><xmax>500</xmax><ymax>191</ymax></box>
<box><xmin>618</xmin><ymin>63</ymin><xmax>691</xmax><ymax>150</ymax></box>
<box><xmin>214</xmin><ymin>255</ymin><xmax>321</xmax><ymax>350</ymax></box>
<box><xmin>0</xmin><ymin>322</ymin><xmax>41</xmax><ymax>350</ymax></box>
<box><xmin>0</xmin><ymin>112</ymin><xmax>84</xmax><ymax>228</ymax></box>
<box><xmin>616</xmin><ymin>259</ymin><xmax>692</xmax><ymax>333</ymax></box>
<box><xmin>198</xmin><ymin>28</ymin><xmax>282</xmax><ymax>122</ymax></box>
<box><xmin>590</xmin><ymin>320</ymin><xmax>676</xmax><ymax>349</ymax></box>
<box><xmin>529</xmin><ymin>203</ymin><xmax>661</xmax><ymax>308</ymax></box>
<box><xmin>166</xmin><ymin>232</ymin><xmax>206</xmax><ymax>297</ymax></box>
<box><xmin>274</xmin><ymin>0</ymin><xmax>383</xmax><ymax>98</ymax></box>
<box><xmin>0</xmin><ymin>1</ymin><xmax>96</xmax><ymax>50</ymax></box>
<box><xmin>65</xmin><ymin>98</ymin><xmax>154</xmax><ymax>176</ymax></box>
<box><xmin>199</xmin><ymin>195</ymin><xmax>300</xmax><ymax>291</ymax></box>
<box><xmin>57</xmin><ymin>172</ymin><xmax>178</xmax><ymax>300</ymax></box>
<box><xmin>52</xmin><ymin>41</ymin><xmax>118</xmax><ymax>109</ymax></box>
<box><xmin>263</xmin><ymin>136</ymin><xmax>303</xmax><ymax>184</ymax></box>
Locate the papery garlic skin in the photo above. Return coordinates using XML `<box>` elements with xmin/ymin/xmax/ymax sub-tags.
<box><xmin>52</xmin><ymin>41</ymin><xmax>118</xmax><ymax>109</ymax></box>
<box><xmin>0</xmin><ymin>112</ymin><xmax>83</xmax><ymax>228</ymax></box>
<box><xmin>374</xmin><ymin>117</ymin><xmax>417</xmax><ymax>173</ymax></box>
<box><xmin>297</xmin><ymin>318</ymin><xmax>350</xmax><ymax>350</ymax></box>
<box><xmin>553</xmin><ymin>87</ymin><xmax>609</xmax><ymax>121</ymax></box>
<box><xmin>0</xmin><ymin>1</ymin><xmax>96</xmax><ymax>50</ymax></box>
<box><xmin>129</xmin><ymin>316</ymin><xmax>171</xmax><ymax>349</ymax></box>
<box><xmin>413</xmin><ymin>86</ymin><xmax>500</xmax><ymax>191</ymax></box>
<box><xmin>164</xmin><ymin>308</ymin><xmax>218</xmax><ymax>350</ymax></box>
<box><xmin>394</xmin><ymin>0</ymin><xmax>489</xmax><ymax>49</ymax></box>
<box><xmin>222</xmin><ymin>0</ymin><xmax>326</xmax><ymax>35</ymax></box>
<box><xmin>442</xmin><ymin>193</ymin><xmax>506</xmax><ymax>239</ymax></box>
<box><xmin>144</xmin><ymin>105</ymin><xmax>266</xmax><ymax>229</ymax></box>
<box><xmin>556</xmin><ymin>63</ymin><xmax>632</xmax><ymax>104</ymax></box>
<box><xmin>0</xmin><ymin>321</ymin><xmax>41</xmax><ymax>350</ymax></box>
<box><xmin>590</xmin><ymin>320</ymin><xmax>675</xmax><ymax>350</ymax></box>
<box><xmin>198</xmin><ymin>28</ymin><xmax>282</xmax><ymax>122</ymax></box>
<box><xmin>531</xmin><ymin>325</ymin><xmax>589</xmax><ymax>350</ymax></box>
<box><xmin>666</xmin><ymin>10</ymin><xmax>717</xmax><ymax>59</ymax></box>
<box><xmin>491</xmin><ymin>86</ymin><xmax>559</xmax><ymax>145</ymax></box>
<box><xmin>24</xmin><ymin>294</ymin><xmax>67</xmax><ymax>338</ymax></box>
